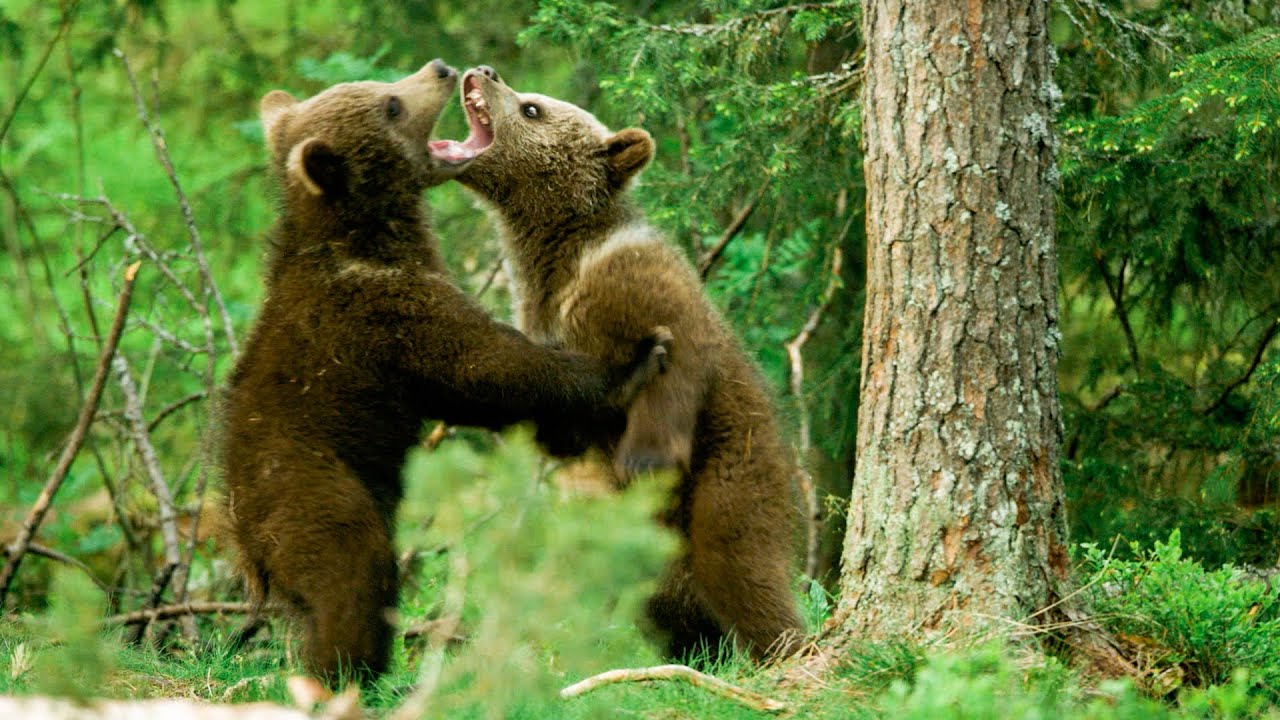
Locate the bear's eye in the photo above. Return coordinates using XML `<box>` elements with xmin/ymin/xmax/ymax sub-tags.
<box><xmin>386</xmin><ymin>96</ymin><xmax>404</xmax><ymax>120</ymax></box>
<box><xmin>521</xmin><ymin>103</ymin><xmax>541</xmax><ymax>120</ymax></box>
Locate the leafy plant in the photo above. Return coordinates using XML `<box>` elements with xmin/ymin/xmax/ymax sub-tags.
<box><xmin>1081</xmin><ymin>531</ymin><xmax>1280</xmax><ymax>700</ymax></box>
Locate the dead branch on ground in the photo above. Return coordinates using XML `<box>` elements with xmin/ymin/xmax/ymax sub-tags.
<box><xmin>560</xmin><ymin>664</ymin><xmax>787</xmax><ymax>714</ymax></box>
<box><xmin>105</xmin><ymin>601</ymin><xmax>256</xmax><ymax>627</ymax></box>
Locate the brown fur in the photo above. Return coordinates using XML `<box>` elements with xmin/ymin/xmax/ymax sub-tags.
<box><xmin>455</xmin><ymin>70</ymin><xmax>804</xmax><ymax>661</ymax></box>
<box><xmin>222</xmin><ymin>61</ymin><xmax>667</xmax><ymax>683</ymax></box>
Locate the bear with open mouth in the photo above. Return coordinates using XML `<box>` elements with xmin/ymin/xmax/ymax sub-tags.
<box><xmin>221</xmin><ymin>60</ymin><xmax>670</xmax><ymax>683</ymax></box>
<box><xmin>444</xmin><ymin>66</ymin><xmax>805</xmax><ymax>662</ymax></box>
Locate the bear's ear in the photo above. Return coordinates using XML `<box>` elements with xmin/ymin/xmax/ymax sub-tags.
<box><xmin>287</xmin><ymin>137</ymin><xmax>347</xmax><ymax>197</ymax></box>
<box><xmin>604</xmin><ymin>128</ymin><xmax>654</xmax><ymax>186</ymax></box>
<box><xmin>260</xmin><ymin>90</ymin><xmax>298</xmax><ymax>156</ymax></box>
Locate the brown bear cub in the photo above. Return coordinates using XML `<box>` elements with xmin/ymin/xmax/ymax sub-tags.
<box><xmin>222</xmin><ymin>60</ymin><xmax>669</xmax><ymax>683</ymax></box>
<box><xmin>445</xmin><ymin>67</ymin><xmax>804</xmax><ymax>661</ymax></box>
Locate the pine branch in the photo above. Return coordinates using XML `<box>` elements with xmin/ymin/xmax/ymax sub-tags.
<box><xmin>651</xmin><ymin>3</ymin><xmax>851</xmax><ymax>37</ymax></box>
<box><xmin>1094</xmin><ymin>253</ymin><xmax>1141</xmax><ymax>372</ymax></box>
<box><xmin>1202</xmin><ymin>317</ymin><xmax>1280</xmax><ymax>415</ymax></box>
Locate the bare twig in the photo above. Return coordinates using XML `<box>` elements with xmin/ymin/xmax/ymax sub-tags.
<box><xmin>108</xmin><ymin>62</ymin><xmax>223</xmax><ymax>635</ymax></box>
<box><xmin>698</xmin><ymin>181</ymin><xmax>770</xmax><ymax>279</ymax></box>
<box><xmin>0</xmin><ymin>1</ymin><xmax>81</xmax><ymax>145</ymax></box>
<box><xmin>105</xmin><ymin>600</ymin><xmax>255</xmax><ymax>627</ymax></box>
<box><xmin>114</xmin><ymin>48</ymin><xmax>239</xmax><ymax>358</ymax></box>
<box><xmin>127</xmin><ymin>560</ymin><xmax>176</xmax><ymax>644</ymax></box>
<box><xmin>560</xmin><ymin>664</ymin><xmax>787</xmax><ymax>713</ymax></box>
<box><xmin>475</xmin><ymin>254</ymin><xmax>506</xmax><ymax>298</ymax></box>
<box><xmin>785</xmin><ymin>245</ymin><xmax>844</xmax><ymax>455</ymax></box>
<box><xmin>148</xmin><ymin>390</ymin><xmax>209</xmax><ymax>433</ymax></box>
<box><xmin>420</xmin><ymin>421</ymin><xmax>451</xmax><ymax>452</ymax></box>
<box><xmin>785</xmin><ymin>242</ymin><xmax>844</xmax><ymax>580</ymax></box>
<box><xmin>0</xmin><ymin>261</ymin><xmax>140</xmax><ymax>610</ymax></box>
<box><xmin>1202</xmin><ymin>317</ymin><xmax>1280</xmax><ymax>415</ymax></box>
<box><xmin>114</xmin><ymin>353</ymin><xmax>190</xmax><ymax>641</ymax></box>
<box><xmin>2</xmin><ymin>541</ymin><xmax>110</xmax><ymax>594</ymax></box>
<box><xmin>402</xmin><ymin>618</ymin><xmax>466</xmax><ymax>644</ymax></box>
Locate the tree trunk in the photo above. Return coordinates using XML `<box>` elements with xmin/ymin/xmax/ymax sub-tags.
<box><xmin>835</xmin><ymin>0</ymin><xmax>1069</xmax><ymax>639</ymax></box>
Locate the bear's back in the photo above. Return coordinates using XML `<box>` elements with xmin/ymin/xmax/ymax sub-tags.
<box><xmin>223</xmin><ymin>262</ymin><xmax>433</xmax><ymax>504</ymax></box>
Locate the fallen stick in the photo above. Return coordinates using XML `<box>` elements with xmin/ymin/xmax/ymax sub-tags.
<box><xmin>560</xmin><ymin>664</ymin><xmax>787</xmax><ymax>714</ymax></box>
<box><xmin>104</xmin><ymin>601</ymin><xmax>255</xmax><ymax>626</ymax></box>
<box><xmin>0</xmin><ymin>261</ymin><xmax>141</xmax><ymax>610</ymax></box>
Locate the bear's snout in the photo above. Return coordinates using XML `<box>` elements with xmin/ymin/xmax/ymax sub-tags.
<box><xmin>429</xmin><ymin>58</ymin><xmax>455</xmax><ymax>79</ymax></box>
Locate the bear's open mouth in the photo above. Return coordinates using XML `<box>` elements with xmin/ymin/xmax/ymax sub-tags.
<box><xmin>427</xmin><ymin>72</ymin><xmax>494</xmax><ymax>166</ymax></box>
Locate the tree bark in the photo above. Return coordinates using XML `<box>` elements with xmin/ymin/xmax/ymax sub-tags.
<box><xmin>835</xmin><ymin>0</ymin><xmax>1069</xmax><ymax>639</ymax></box>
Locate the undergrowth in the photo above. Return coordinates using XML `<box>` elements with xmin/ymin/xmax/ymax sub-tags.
<box><xmin>2</xmin><ymin>437</ymin><xmax>1279</xmax><ymax>718</ymax></box>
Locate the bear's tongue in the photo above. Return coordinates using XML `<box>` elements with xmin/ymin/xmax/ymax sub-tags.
<box><xmin>428</xmin><ymin>139</ymin><xmax>477</xmax><ymax>165</ymax></box>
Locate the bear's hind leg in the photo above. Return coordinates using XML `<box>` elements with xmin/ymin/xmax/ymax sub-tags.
<box><xmin>687</xmin><ymin>474</ymin><xmax>804</xmax><ymax>661</ymax></box>
<box><xmin>644</xmin><ymin>553</ymin><xmax>726</xmax><ymax>664</ymax></box>
<box><xmin>258</xmin><ymin>462</ymin><xmax>398</xmax><ymax>684</ymax></box>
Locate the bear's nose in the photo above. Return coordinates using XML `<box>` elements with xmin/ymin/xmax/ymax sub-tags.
<box><xmin>475</xmin><ymin>65</ymin><xmax>501</xmax><ymax>83</ymax></box>
<box><xmin>429</xmin><ymin>58</ymin><xmax>455</xmax><ymax>79</ymax></box>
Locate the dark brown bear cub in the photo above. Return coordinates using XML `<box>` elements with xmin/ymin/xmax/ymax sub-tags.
<box><xmin>447</xmin><ymin>68</ymin><xmax>804</xmax><ymax>661</ymax></box>
<box><xmin>222</xmin><ymin>60</ymin><xmax>668</xmax><ymax>683</ymax></box>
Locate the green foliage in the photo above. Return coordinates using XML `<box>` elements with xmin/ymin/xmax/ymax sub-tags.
<box><xmin>24</xmin><ymin>570</ymin><xmax>119</xmax><ymax>700</ymax></box>
<box><xmin>1054</xmin><ymin>2</ymin><xmax>1280</xmax><ymax>563</ymax></box>
<box><xmin>874</xmin><ymin>645</ymin><xmax>1089</xmax><ymax>719</ymax></box>
<box><xmin>394</xmin><ymin>430</ymin><xmax>678</xmax><ymax>717</ymax></box>
<box><xmin>1081</xmin><ymin>531</ymin><xmax>1280</xmax><ymax>699</ymax></box>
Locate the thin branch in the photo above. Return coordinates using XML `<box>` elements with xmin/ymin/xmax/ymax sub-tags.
<box><xmin>420</xmin><ymin>421</ymin><xmax>451</xmax><ymax>452</ymax></box>
<box><xmin>127</xmin><ymin>561</ymin><xmax>176</xmax><ymax>644</ymax></box>
<box><xmin>148</xmin><ymin>390</ymin><xmax>209</xmax><ymax>432</ymax></box>
<box><xmin>1094</xmin><ymin>253</ymin><xmax>1141</xmax><ymax>371</ymax></box>
<box><xmin>560</xmin><ymin>664</ymin><xmax>787</xmax><ymax>714</ymax></box>
<box><xmin>651</xmin><ymin>3</ymin><xmax>848</xmax><ymax>37</ymax></box>
<box><xmin>1203</xmin><ymin>317</ymin><xmax>1280</xmax><ymax>415</ymax></box>
<box><xmin>48</xmin><ymin>193</ymin><xmax>204</xmax><ymax>313</ymax></box>
<box><xmin>784</xmin><ymin>244</ymin><xmax>843</xmax><ymax>580</ymax></box>
<box><xmin>0</xmin><ymin>261</ymin><xmax>140</xmax><ymax>609</ymax></box>
<box><xmin>402</xmin><ymin>618</ymin><xmax>466</xmax><ymax>645</ymax></box>
<box><xmin>114</xmin><ymin>48</ymin><xmax>239</xmax><ymax>358</ymax></box>
<box><xmin>0</xmin><ymin>0</ymin><xmax>81</xmax><ymax>146</ymax></box>
<box><xmin>114</xmin><ymin>353</ymin><xmax>190</xmax><ymax>641</ymax></box>
<box><xmin>475</xmin><ymin>254</ymin><xmax>506</xmax><ymax>298</ymax></box>
<box><xmin>698</xmin><ymin>180</ymin><xmax>770</xmax><ymax>279</ymax></box>
<box><xmin>1088</xmin><ymin>384</ymin><xmax>1125</xmax><ymax>413</ymax></box>
<box><xmin>105</xmin><ymin>601</ymin><xmax>256</xmax><ymax>627</ymax></box>
<box><xmin>1058</xmin><ymin>0</ymin><xmax>1175</xmax><ymax>54</ymax></box>
<box><xmin>2</xmin><ymin>541</ymin><xmax>110</xmax><ymax>594</ymax></box>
